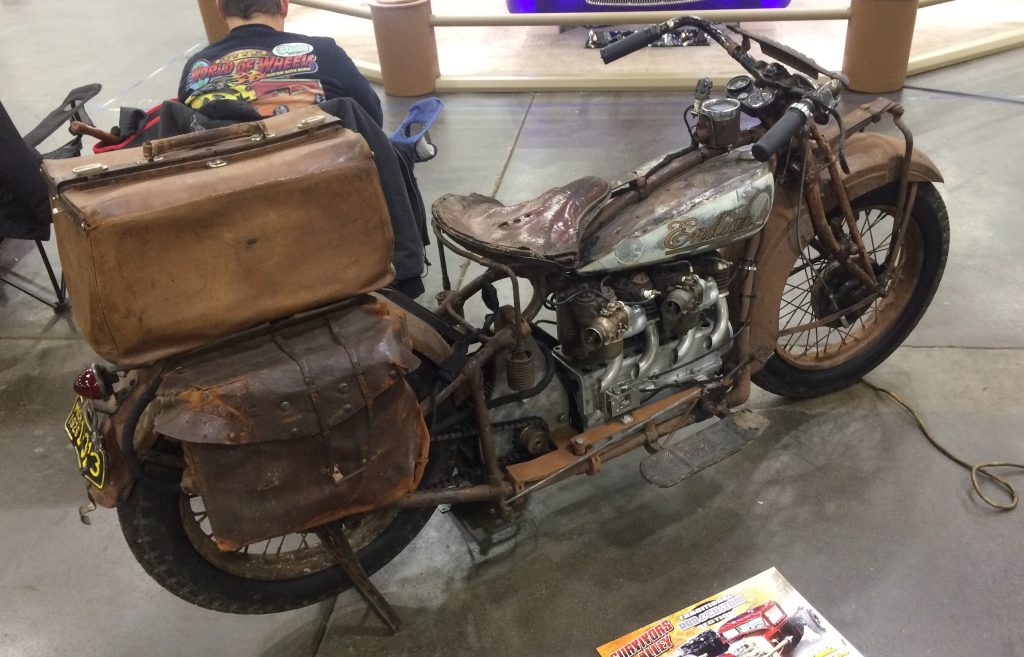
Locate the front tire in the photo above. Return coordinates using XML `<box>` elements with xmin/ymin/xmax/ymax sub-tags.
<box><xmin>753</xmin><ymin>182</ymin><xmax>949</xmax><ymax>399</ymax></box>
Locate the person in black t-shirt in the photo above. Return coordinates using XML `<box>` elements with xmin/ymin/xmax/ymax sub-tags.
<box><xmin>179</xmin><ymin>0</ymin><xmax>383</xmax><ymax>125</ymax></box>
<box><xmin>179</xmin><ymin>0</ymin><xmax>436</xmax><ymax>299</ymax></box>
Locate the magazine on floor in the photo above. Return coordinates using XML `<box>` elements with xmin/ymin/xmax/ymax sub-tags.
<box><xmin>596</xmin><ymin>568</ymin><xmax>862</xmax><ymax>657</ymax></box>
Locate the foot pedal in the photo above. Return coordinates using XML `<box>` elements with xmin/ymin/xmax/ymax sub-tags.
<box><xmin>640</xmin><ymin>415</ymin><xmax>760</xmax><ymax>488</ymax></box>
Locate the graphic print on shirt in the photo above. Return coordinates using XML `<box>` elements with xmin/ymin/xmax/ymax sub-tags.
<box><xmin>183</xmin><ymin>44</ymin><xmax>326</xmax><ymax>117</ymax></box>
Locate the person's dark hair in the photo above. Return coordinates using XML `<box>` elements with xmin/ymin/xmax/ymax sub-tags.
<box><xmin>219</xmin><ymin>0</ymin><xmax>283</xmax><ymax>18</ymax></box>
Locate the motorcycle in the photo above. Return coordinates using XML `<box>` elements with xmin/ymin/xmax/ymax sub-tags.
<box><xmin>63</xmin><ymin>17</ymin><xmax>947</xmax><ymax>620</ymax></box>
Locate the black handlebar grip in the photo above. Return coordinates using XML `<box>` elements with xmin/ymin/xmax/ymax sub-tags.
<box><xmin>601</xmin><ymin>25</ymin><xmax>664</xmax><ymax>64</ymax></box>
<box><xmin>751</xmin><ymin>106</ymin><xmax>809</xmax><ymax>162</ymax></box>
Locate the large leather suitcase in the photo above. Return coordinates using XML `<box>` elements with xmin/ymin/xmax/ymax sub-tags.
<box><xmin>43</xmin><ymin>106</ymin><xmax>395</xmax><ymax>367</ymax></box>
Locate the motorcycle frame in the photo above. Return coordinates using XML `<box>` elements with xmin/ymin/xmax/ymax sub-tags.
<box><xmin>82</xmin><ymin>98</ymin><xmax>942</xmax><ymax>521</ymax></box>
<box><xmin>389</xmin><ymin>97</ymin><xmax>937</xmax><ymax>512</ymax></box>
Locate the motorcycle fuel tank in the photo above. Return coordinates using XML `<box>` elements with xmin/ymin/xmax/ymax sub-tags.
<box><xmin>577</xmin><ymin>145</ymin><xmax>774</xmax><ymax>273</ymax></box>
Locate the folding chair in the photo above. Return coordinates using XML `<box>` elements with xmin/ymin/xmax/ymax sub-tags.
<box><xmin>0</xmin><ymin>84</ymin><xmax>102</xmax><ymax>313</ymax></box>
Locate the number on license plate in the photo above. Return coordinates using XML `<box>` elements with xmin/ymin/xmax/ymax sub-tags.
<box><xmin>64</xmin><ymin>396</ymin><xmax>106</xmax><ymax>489</ymax></box>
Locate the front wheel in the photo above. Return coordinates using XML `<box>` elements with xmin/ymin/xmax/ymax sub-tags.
<box><xmin>753</xmin><ymin>182</ymin><xmax>949</xmax><ymax>399</ymax></box>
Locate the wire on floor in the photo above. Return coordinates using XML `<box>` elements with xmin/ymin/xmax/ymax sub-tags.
<box><xmin>861</xmin><ymin>379</ymin><xmax>1023</xmax><ymax>512</ymax></box>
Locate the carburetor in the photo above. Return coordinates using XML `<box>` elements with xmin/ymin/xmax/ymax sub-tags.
<box><xmin>556</xmin><ymin>289</ymin><xmax>647</xmax><ymax>363</ymax></box>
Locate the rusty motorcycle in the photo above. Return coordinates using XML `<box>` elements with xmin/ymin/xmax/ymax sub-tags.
<box><xmin>65</xmin><ymin>17</ymin><xmax>947</xmax><ymax>620</ymax></box>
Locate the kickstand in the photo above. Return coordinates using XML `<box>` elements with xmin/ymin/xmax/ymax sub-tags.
<box><xmin>314</xmin><ymin>521</ymin><xmax>403</xmax><ymax>633</ymax></box>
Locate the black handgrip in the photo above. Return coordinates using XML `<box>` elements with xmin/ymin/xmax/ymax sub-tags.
<box><xmin>752</xmin><ymin>105</ymin><xmax>809</xmax><ymax>162</ymax></box>
<box><xmin>601</xmin><ymin>25</ymin><xmax>665</xmax><ymax>64</ymax></box>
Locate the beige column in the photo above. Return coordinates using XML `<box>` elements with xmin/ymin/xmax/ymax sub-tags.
<box><xmin>197</xmin><ymin>0</ymin><xmax>230</xmax><ymax>44</ymax></box>
<box><xmin>369</xmin><ymin>0</ymin><xmax>440</xmax><ymax>97</ymax></box>
<box><xmin>843</xmin><ymin>0</ymin><xmax>919</xmax><ymax>93</ymax></box>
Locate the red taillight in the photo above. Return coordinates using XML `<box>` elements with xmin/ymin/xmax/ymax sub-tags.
<box><xmin>74</xmin><ymin>365</ymin><xmax>111</xmax><ymax>400</ymax></box>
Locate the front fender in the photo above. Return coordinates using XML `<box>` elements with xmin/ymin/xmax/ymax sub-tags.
<box><xmin>819</xmin><ymin>132</ymin><xmax>943</xmax><ymax>211</ymax></box>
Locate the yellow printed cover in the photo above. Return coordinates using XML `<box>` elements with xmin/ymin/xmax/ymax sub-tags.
<box><xmin>596</xmin><ymin>568</ymin><xmax>862</xmax><ymax>657</ymax></box>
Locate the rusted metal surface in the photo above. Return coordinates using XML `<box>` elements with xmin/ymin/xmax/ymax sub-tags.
<box><xmin>886</xmin><ymin>112</ymin><xmax>918</xmax><ymax>278</ymax></box>
<box><xmin>86</xmin><ymin>367</ymin><xmax>163</xmax><ymax>508</ymax></box>
<box><xmin>578</xmin><ymin>147</ymin><xmax>774</xmax><ymax>273</ymax></box>
<box><xmin>725</xmin><ymin>235</ymin><xmax>761</xmax><ymax>406</ymax></box>
<box><xmin>773</xmin><ymin>218</ymin><xmax>924</xmax><ymax>370</ymax></box>
<box><xmin>419</xmin><ymin>326</ymin><xmax>517</xmax><ymax>416</ymax></box>
<box><xmin>816</xmin><ymin>132</ymin><xmax>942</xmax><ymax>212</ymax></box>
<box><xmin>374</xmin><ymin>294</ymin><xmax>451</xmax><ymax>367</ymax></box>
<box><xmin>810</xmin><ymin>124</ymin><xmax>878</xmax><ymax>287</ymax></box>
<box><xmin>821</xmin><ymin>98</ymin><xmax>898</xmax><ymax>145</ymax></box>
<box><xmin>432</xmin><ymin>176</ymin><xmax>610</xmax><ymax>263</ymax></box>
<box><xmin>741</xmin><ymin>187</ymin><xmax>812</xmax><ymax>374</ymax></box>
<box><xmin>776</xmin><ymin>295</ymin><xmax>878</xmax><ymax>337</ymax></box>
<box><xmin>315</xmin><ymin>521</ymin><xmax>402</xmax><ymax>633</ymax></box>
<box><xmin>154</xmin><ymin>298</ymin><xmax>430</xmax><ymax>551</ymax></box>
<box><xmin>434</xmin><ymin>232</ymin><xmax>529</xmax><ymax>348</ymax></box>
<box><xmin>886</xmin><ymin>182</ymin><xmax>919</xmax><ymax>280</ymax></box>
<box><xmin>505</xmin><ymin>386</ymin><xmax>703</xmax><ymax>495</ymax></box>
<box><xmin>391</xmin><ymin>484</ymin><xmax>511</xmax><ymax>508</ymax></box>
<box><xmin>470</xmin><ymin>369</ymin><xmax>505</xmax><ymax>487</ymax></box>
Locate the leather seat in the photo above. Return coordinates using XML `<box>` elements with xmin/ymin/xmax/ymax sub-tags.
<box><xmin>432</xmin><ymin>176</ymin><xmax>610</xmax><ymax>263</ymax></box>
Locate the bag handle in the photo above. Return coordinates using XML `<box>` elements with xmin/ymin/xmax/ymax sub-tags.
<box><xmin>142</xmin><ymin>120</ymin><xmax>269</xmax><ymax>161</ymax></box>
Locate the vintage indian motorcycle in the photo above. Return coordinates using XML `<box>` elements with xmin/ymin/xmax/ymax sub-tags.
<box><xmin>64</xmin><ymin>18</ymin><xmax>947</xmax><ymax>620</ymax></box>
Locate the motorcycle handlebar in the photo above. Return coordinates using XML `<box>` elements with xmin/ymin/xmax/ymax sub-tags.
<box><xmin>600</xmin><ymin>17</ymin><xmax>763</xmax><ymax>82</ymax></box>
<box><xmin>751</xmin><ymin>102</ymin><xmax>812</xmax><ymax>162</ymax></box>
<box><xmin>600</xmin><ymin>25</ymin><xmax>667</xmax><ymax>64</ymax></box>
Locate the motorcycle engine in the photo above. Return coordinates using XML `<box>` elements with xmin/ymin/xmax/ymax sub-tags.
<box><xmin>552</xmin><ymin>255</ymin><xmax>734</xmax><ymax>429</ymax></box>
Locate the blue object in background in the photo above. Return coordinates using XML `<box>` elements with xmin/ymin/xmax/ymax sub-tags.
<box><xmin>390</xmin><ymin>97</ymin><xmax>445</xmax><ymax>144</ymax></box>
<box><xmin>506</xmin><ymin>0</ymin><xmax>791</xmax><ymax>13</ymax></box>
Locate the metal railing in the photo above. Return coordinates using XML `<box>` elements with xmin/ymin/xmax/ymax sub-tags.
<box><xmin>283</xmin><ymin>0</ymin><xmax>1024</xmax><ymax>95</ymax></box>
<box><xmin>290</xmin><ymin>0</ymin><xmax>957</xmax><ymax>25</ymax></box>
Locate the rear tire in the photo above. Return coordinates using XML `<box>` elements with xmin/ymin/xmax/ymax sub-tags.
<box><xmin>117</xmin><ymin>364</ymin><xmax>455</xmax><ymax>614</ymax></box>
<box><xmin>753</xmin><ymin>182</ymin><xmax>949</xmax><ymax>399</ymax></box>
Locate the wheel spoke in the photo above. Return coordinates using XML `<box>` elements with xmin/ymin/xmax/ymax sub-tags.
<box><xmin>775</xmin><ymin>200</ymin><xmax>922</xmax><ymax>368</ymax></box>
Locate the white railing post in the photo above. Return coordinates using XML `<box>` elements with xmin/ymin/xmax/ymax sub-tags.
<box><xmin>843</xmin><ymin>0</ymin><xmax>920</xmax><ymax>92</ymax></box>
<box><xmin>369</xmin><ymin>0</ymin><xmax>440</xmax><ymax>96</ymax></box>
<box><xmin>196</xmin><ymin>0</ymin><xmax>229</xmax><ymax>43</ymax></box>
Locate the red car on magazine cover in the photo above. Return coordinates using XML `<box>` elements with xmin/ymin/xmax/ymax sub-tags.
<box><xmin>679</xmin><ymin>601</ymin><xmax>811</xmax><ymax>657</ymax></box>
<box><xmin>719</xmin><ymin>601</ymin><xmax>803</xmax><ymax>657</ymax></box>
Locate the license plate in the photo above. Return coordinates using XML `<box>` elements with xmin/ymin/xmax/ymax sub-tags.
<box><xmin>64</xmin><ymin>396</ymin><xmax>106</xmax><ymax>489</ymax></box>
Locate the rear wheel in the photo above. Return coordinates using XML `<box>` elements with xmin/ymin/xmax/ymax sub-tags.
<box><xmin>117</xmin><ymin>366</ymin><xmax>455</xmax><ymax>614</ymax></box>
<box><xmin>753</xmin><ymin>182</ymin><xmax>949</xmax><ymax>399</ymax></box>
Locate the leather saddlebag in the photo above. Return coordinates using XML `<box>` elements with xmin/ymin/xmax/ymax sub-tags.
<box><xmin>42</xmin><ymin>106</ymin><xmax>395</xmax><ymax>367</ymax></box>
<box><xmin>152</xmin><ymin>296</ymin><xmax>430</xmax><ymax>551</ymax></box>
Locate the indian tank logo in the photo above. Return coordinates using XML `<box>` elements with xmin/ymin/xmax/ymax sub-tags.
<box><xmin>273</xmin><ymin>42</ymin><xmax>315</xmax><ymax>57</ymax></box>
<box><xmin>663</xmin><ymin>211</ymin><xmax>755</xmax><ymax>256</ymax></box>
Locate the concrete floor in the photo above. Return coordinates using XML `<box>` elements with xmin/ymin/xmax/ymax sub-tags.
<box><xmin>2</xmin><ymin>1</ymin><xmax>1023</xmax><ymax>656</ymax></box>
